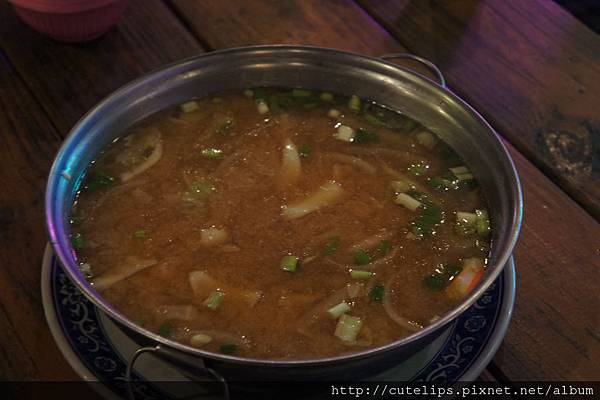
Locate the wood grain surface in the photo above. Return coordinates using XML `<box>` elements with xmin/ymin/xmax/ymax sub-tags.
<box><xmin>358</xmin><ymin>0</ymin><xmax>600</xmax><ymax>220</ymax></box>
<box><xmin>0</xmin><ymin>0</ymin><xmax>598</xmax><ymax>385</ymax></box>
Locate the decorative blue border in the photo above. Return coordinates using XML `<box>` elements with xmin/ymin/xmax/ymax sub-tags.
<box><xmin>50</xmin><ymin>256</ymin><xmax>502</xmax><ymax>397</ymax></box>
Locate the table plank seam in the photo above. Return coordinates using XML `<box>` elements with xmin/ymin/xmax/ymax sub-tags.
<box><xmin>163</xmin><ymin>0</ymin><xmax>214</xmax><ymax>51</ymax></box>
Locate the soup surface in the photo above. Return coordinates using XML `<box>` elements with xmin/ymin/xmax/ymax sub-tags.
<box><xmin>70</xmin><ymin>88</ymin><xmax>491</xmax><ymax>360</ymax></box>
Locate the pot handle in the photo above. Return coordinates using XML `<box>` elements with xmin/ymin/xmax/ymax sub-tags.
<box><xmin>379</xmin><ymin>53</ymin><xmax>446</xmax><ymax>87</ymax></box>
<box><xmin>125</xmin><ymin>344</ymin><xmax>230</xmax><ymax>400</ymax></box>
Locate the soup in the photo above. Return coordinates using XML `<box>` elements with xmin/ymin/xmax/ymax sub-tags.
<box><xmin>69</xmin><ymin>88</ymin><xmax>491</xmax><ymax>360</ymax></box>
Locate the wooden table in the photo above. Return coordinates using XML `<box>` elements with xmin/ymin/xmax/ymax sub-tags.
<box><xmin>0</xmin><ymin>0</ymin><xmax>598</xmax><ymax>387</ymax></box>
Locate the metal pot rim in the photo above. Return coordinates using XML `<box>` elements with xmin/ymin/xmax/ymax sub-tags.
<box><xmin>45</xmin><ymin>44</ymin><xmax>523</xmax><ymax>368</ymax></box>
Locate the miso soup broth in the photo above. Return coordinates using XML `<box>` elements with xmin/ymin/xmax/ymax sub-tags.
<box><xmin>70</xmin><ymin>88</ymin><xmax>491</xmax><ymax>360</ymax></box>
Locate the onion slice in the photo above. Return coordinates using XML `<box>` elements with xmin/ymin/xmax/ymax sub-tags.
<box><xmin>92</xmin><ymin>258</ymin><xmax>158</xmax><ymax>291</ymax></box>
<box><xmin>282</xmin><ymin>181</ymin><xmax>344</xmax><ymax>220</ymax></box>
<box><xmin>279</xmin><ymin>138</ymin><xmax>302</xmax><ymax>187</ymax></box>
<box><xmin>383</xmin><ymin>274</ymin><xmax>424</xmax><ymax>332</ymax></box>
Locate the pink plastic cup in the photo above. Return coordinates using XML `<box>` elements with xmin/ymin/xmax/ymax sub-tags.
<box><xmin>9</xmin><ymin>0</ymin><xmax>129</xmax><ymax>42</ymax></box>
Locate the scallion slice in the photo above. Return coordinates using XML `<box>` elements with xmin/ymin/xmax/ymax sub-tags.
<box><xmin>407</xmin><ymin>162</ymin><xmax>429</xmax><ymax>176</ymax></box>
<box><xmin>353</xmin><ymin>249</ymin><xmax>372</xmax><ymax>266</ymax></box>
<box><xmin>394</xmin><ymin>193</ymin><xmax>422</xmax><ymax>211</ymax></box>
<box><xmin>180</xmin><ymin>101</ymin><xmax>199</xmax><ymax>113</ymax></box>
<box><xmin>350</xmin><ymin>270</ymin><xmax>373</xmax><ymax>280</ymax></box>
<box><xmin>353</xmin><ymin>127</ymin><xmax>379</xmax><ymax>144</ymax></box>
<box><xmin>348</xmin><ymin>95</ymin><xmax>361</xmax><ymax>113</ymax></box>
<box><xmin>219</xmin><ymin>343</ymin><xmax>237</xmax><ymax>355</ymax></box>
<box><xmin>204</xmin><ymin>291</ymin><xmax>225</xmax><ymax>310</ymax></box>
<box><xmin>324</xmin><ymin>236</ymin><xmax>341</xmax><ymax>255</ymax></box>
<box><xmin>327</xmin><ymin>301</ymin><xmax>351</xmax><ymax>319</ymax></box>
<box><xmin>298</xmin><ymin>145</ymin><xmax>312</xmax><ymax>158</ymax></box>
<box><xmin>455</xmin><ymin>211</ymin><xmax>478</xmax><ymax>236</ymax></box>
<box><xmin>335</xmin><ymin>125</ymin><xmax>355</xmax><ymax>142</ymax></box>
<box><xmin>320</xmin><ymin>92</ymin><xmax>334</xmax><ymax>102</ymax></box>
<box><xmin>201</xmin><ymin>148</ymin><xmax>224</xmax><ymax>159</ymax></box>
<box><xmin>134</xmin><ymin>230</ymin><xmax>146</xmax><ymax>240</ymax></box>
<box><xmin>369</xmin><ymin>285</ymin><xmax>385</xmax><ymax>302</ymax></box>
<box><xmin>475</xmin><ymin>209</ymin><xmax>491</xmax><ymax>236</ymax></box>
<box><xmin>158</xmin><ymin>322</ymin><xmax>172</xmax><ymax>337</ymax></box>
<box><xmin>292</xmin><ymin>89</ymin><xmax>312</xmax><ymax>98</ymax></box>
<box><xmin>334</xmin><ymin>314</ymin><xmax>363</xmax><ymax>342</ymax></box>
<box><xmin>71</xmin><ymin>233</ymin><xmax>84</xmax><ymax>250</ymax></box>
<box><xmin>377</xmin><ymin>240</ymin><xmax>391</xmax><ymax>255</ymax></box>
<box><xmin>281</xmin><ymin>255</ymin><xmax>299</xmax><ymax>272</ymax></box>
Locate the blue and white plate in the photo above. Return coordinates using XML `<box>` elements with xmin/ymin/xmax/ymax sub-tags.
<box><xmin>42</xmin><ymin>245</ymin><xmax>515</xmax><ymax>399</ymax></box>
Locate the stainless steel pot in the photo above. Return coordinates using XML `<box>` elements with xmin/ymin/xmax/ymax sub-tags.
<box><xmin>45</xmin><ymin>45</ymin><xmax>523</xmax><ymax>384</ymax></box>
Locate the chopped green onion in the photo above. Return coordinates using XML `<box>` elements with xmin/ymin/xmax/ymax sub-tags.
<box><xmin>389</xmin><ymin>180</ymin><xmax>414</xmax><ymax>194</ymax></box>
<box><xmin>320</xmin><ymin>92</ymin><xmax>334</xmax><ymax>102</ymax></box>
<box><xmin>219</xmin><ymin>343</ymin><xmax>237</xmax><ymax>355</ymax></box>
<box><xmin>252</xmin><ymin>88</ymin><xmax>267</xmax><ymax>100</ymax></box>
<box><xmin>85</xmin><ymin>171</ymin><xmax>114</xmax><ymax>191</ymax></box>
<box><xmin>353</xmin><ymin>127</ymin><xmax>379</xmax><ymax>144</ymax></box>
<box><xmin>450</xmin><ymin>166</ymin><xmax>469</xmax><ymax>175</ymax></box>
<box><xmin>394</xmin><ymin>193</ymin><xmax>422</xmax><ymax>211</ymax></box>
<box><xmin>411</xmin><ymin>203</ymin><xmax>443</xmax><ymax>238</ymax></box>
<box><xmin>426</xmin><ymin>177</ymin><xmax>458</xmax><ymax>191</ymax></box>
<box><xmin>350</xmin><ymin>270</ymin><xmax>373</xmax><ymax>280</ymax></box>
<box><xmin>424</xmin><ymin>263</ymin><xmax>463</xmax><ymax>290</ymax></box>
<box><xmin>403</xmin><ymin>118</ymin><xmax>417</xmax><ymax>132</ymax></box>
<box><xmin>190</xmin><ymin>334</ymin><xmax>212</xmax><ymax>347</ymax></box>
<box><xmin>450</xmin><ymin>166</ymin><xmax>473</xmax><ymax>181</ymax></box>
<box><xmin>79</xmin><ymin>262</ymin><xmax>93</xmax><ymax>279</ymax></box>
<box><xmin>243</xmin><ymin>89</ymin><xmax>254</xmax><ymax>98</ymax></box>
<box><xmin>475</xmin><ymin>209</ymin><xmax>491</xmax><ymax>236</ymax></box>
<box><xmin>324</xmin><ymin>236</ymin><xmax>341</xmax><ymax>255</ymax></box>
<box><xmin>71</xmin><ymin>233</ymin><xmax>84</xmax><ymax>250</ymax></box>
<box><xmin>364</xmin><ymin>113</ymin><xmax>385</xmax><ymax>126</ymax></box>
<box><xmin>69</xmin><ymin>215</ymin><xmax>84</xmax><ymax>226</ymax></box>
<box><xmin>445</xmin><ymin>263</ymin><xmax>463</xmax><ymax>278</ymax></box>
<box><xmin>303</xmin><ymin>101</ymin><xmax>320</xmax><ymax>109</ymax></box>
<box><xmin>292</xmin><ymin>89</ymin><xmax>312</xmax><ymax>98</ymax></box>
<box><xmin>267</xmin><ymin>94</ymin><xmax>281</xmax><ymax>112</ymax></box>
<box><xmin>335</xmin><ymin>125</ymin><xmax>355</xmax><ymax>142</ymax></box>
<box><xmin>256</xmin><ymin>99</ymin><xmax>269</xmax><ymax>114</ymax></box>
<box><xmin>134</xmin><ymin>230</ymin><xmax>146</xmax><ymax>240</ymax></box>
<box><xmin>158</xmin><ymin>323</ymin><xmax>172</xmax><ymax>337</ymax></box>
<box><xmin>216</xmin><ymin>118</ymin><xmax>234</xmax><ymax>134</ymax></box>
<box><xmin>334</xmin><ymin>314</ymin><xmax>363</xmax><ymax>342</ymax></box>
<box><xmin>369</xmin><ymin>285</ymin><xmax>385</xmax><ymax>302</ymax></box>
<box><xmin>281</xmin><ymin>255</ymin><xmax>299</xmax><ymax>272</ymax></box>
<box><xmin>407</xmin><ymin>162</ymin><xmax>429</xmax><ymax>176</ymax></box>
<box><xmin>180</xmin><ymin>101</ymin><xmax>199</xmax><ymax>113</ymax></box>
<box><xmin>424</xmin><ymin>274</ymin><xmax>445</xmax><ymax>289</ymax></box>
<box><xmin>377</xmin><ymin>240</ymin><xmax>391</xmax><ymax>255</ymax></box>
<box><xmin>348</xmin><ymin>95</ymin><xmax>361</xmax><ymax>113</ymax></box>
<box><xmin>327</xmin><ymin>301</ymin><xmax>351</xmax><ymax>319</ymax></box>
<box><xmin>353</xmin><ymin>249</ymin><xmax>372</xmax><ymax>266</ymax></box>
<box><xmin>200</xmin><ymin>148</ymin><xmax>224</xmax><ymax>159</ymax></box>
<box><xmin>327</xmin><ymin>109</ymin><xmax>340</xmax><ymax>118</ymax></box>
<box><xmin>298</xmin><ymin>145</ymin><xmax>312</xmax><ymax>157</ymax></box>
<box><xmin>204</xmin><ymin>291</ymin><xmax>225</xmax><ymax>310</ymax></box>
<box><xmin>455</xmin><ymin>211</ymin><xmax>478</xmax><ymax>236</ymax></box>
